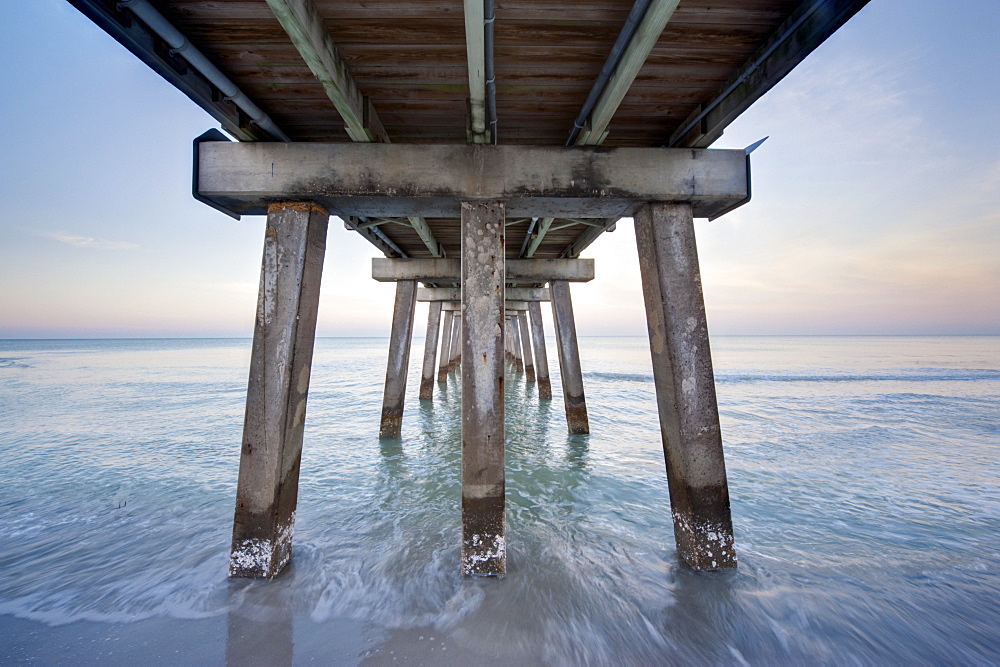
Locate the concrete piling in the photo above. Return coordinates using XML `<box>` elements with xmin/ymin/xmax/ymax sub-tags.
<box><xmin>449</xmin><ymin>316</ymin><xmax>461</xmax><ymax>372</ymax></box>
<box><xmin>517</xmin><ymin>311</ymin><xmax>535</xmax><ymax>383</ymax></box>
<box><xmin>438</xmin><ymin>309</ymin><xmax>454</xmax><ymax>383</ymax></box>
<box><xmin>230</xmin><ymin>202</ymin><xmax>328</xmax><ymax>578</ymax></box>
<box><xmin>460</xmin><ymin>200</ymin><xmax>506</xmax><ymax>576</ymax></box>
<box><xmin>550</xmin><ymin>280</ymin><xmax>589</xmax><ymax>435</ymax></box>
<box><xmin>419</xmin><ymin>301</ymin><xmax>442</xmax><ymax>400</ymax></box>
<box><xmin>379</xmin><ymin>280</ymin><xmax>417</xmax><ymax>438</ymax></box>
<box><xmin>511</xmin><ymin>315</ymin><xmax>524</xmax><ymax>372</ymax></box>
<box><xmin>634</xmin><ymin>201</ymin><xmax>736</xmax><ymax>570</ymax></box>
<box><xmin>528</xmin><ymin>301</ymin><xmax>552</xmax><ymax>399</ymax></box>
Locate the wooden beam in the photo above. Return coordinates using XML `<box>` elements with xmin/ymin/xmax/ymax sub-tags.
<box><xmin>266</xmin><ymin>0</ymin><xmax>441</xmax><ymax>257</ymax></box>
<box><xmin>198</xmin><ymin>143</ymin><xmax>749</xmax><ymax>221</ymax></box>
<box><xmin>579</xmin><ymin>0</ymin><xmax>681</xmax><ymax>146</ymax></box>
<box><xmin>463</xmin><ymin>0</ymin><xmax>489</xmax><ymax>144</ymax></box>
<box><xmin>265</xmin><ymin>0</ymin><xmax>383</xmax><ymax>142</ymax></box>
<box><xmin>669</xmin><ymin>0</ymin><xmax>871</xmax><ymax>148</ymax></box>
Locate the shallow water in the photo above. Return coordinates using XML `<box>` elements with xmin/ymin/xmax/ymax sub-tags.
<box><xmin>0</xmin><ymin>336</ymin><xmax>998</xmax><ymax>664</ymax></box>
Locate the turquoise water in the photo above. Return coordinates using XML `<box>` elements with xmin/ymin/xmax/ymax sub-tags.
<box><xmin>0</xmin><ymin>336</ymin><xmax>998</xmax><ymax>664</ymax></box>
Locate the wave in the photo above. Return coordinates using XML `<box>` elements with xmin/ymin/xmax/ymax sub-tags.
<box><xmin>584</xmin><ymin>370</ymin><xmax>1000</xmax><ymax>385</ymax></box>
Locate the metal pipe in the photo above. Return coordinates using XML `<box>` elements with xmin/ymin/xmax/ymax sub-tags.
<box><xmin>566</xmin><ymin>0</ymin><xmax>651</xmax><ymax>146</ymax></box>
<box><xmin>668</xmin><ymin>1</ymin><xmax>823</xmax><ymax>147</ymax></box>
<box><xmin>118</xmin><ymin>0</ymin><xmax>290</xmax><ymax>142</ymax></box>
<box><xmin>484</xmin><ymin>0</ymin><xmax>498</xmax><ymax>144</ymax></box>
<box><xmin>519</xmin><ymin>217</ymin><xmax>539</xmax><ymax>258</ymax></box>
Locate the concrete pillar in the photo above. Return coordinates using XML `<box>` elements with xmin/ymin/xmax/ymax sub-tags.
<box><xmin>230</xmin><ymin>202</ymin><xmax>329</xmax><ymax>578</ymax></box>
<box><xmin>379</xmin><ymin>280</ymin><xmax>417</xmax><ymax>439</ymax></box>
<box><xmin>517</xmin><ymin>311</ymin><xmax>535</xmax><ymax>382</ymax></box>
<box><xmin>511</xmin><ymin>316</ymin><xmax>524</xmax><ymax>373</ymax></box>
<box><xmin>550</xmin><ymin>280</ymin><xmax>589</xmax><ymax>435</ymax></box>
<box><xmin>419</xmin><ymin>301</ymin><xmax>442</xmax><ymax>400</ymax></box>
<box><xmin>528</xmin><ymin>301</ymin><xmax>552</xmax><ymax>399</ymax></box>
<box><xmin>634</xmin><ymin>201</ymin><xmax>736</xmax><ymax>570</ymax></box>
<box><xmin>437</xmin><ymin>309</ymin><xmax>454</xmax><ymax>383</ymax></box>
<box><xmin>460</xmin><ymin>200</ymin><xmax>506</xmax><ymax>576</ymax></box>
<box><xmin>449</xmin><ymin>316</ymin><xmax>462</xmax><ymax>371</ymax></box>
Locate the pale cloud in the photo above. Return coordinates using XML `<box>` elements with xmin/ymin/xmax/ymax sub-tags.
<box><xmin>40</xmin><ymin>231</ymin><xmax>138</xmax><ymax>250</ymax></box>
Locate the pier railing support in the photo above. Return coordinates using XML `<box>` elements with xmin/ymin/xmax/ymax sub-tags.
<box><xmin>517</xmin><ymin>311</ymin><xmax>536</xmax><ymax>383</ymax></box>
<box><xmin>550</xmin><ymin>280</ymin><xmax>589</xmax><ymax>434</ymax></box>
<box><xmin>528</xmin><ymin>302</ymin><xmax>552</xmax><ymax>399</ymax></box>
<box><xmin>437</xmin><ymin>309</ymin><xmax>454</xmax><ymax>383</ymax></box>
<box><xmin>230</xmin><ymin>202</ymin><xmax>328</xmax><ymax>578</ymax></box>
<box><xmin>461</xmin><ymin>200</ymin><xmax>506</xmax><ymax>576</ymax></box>
<box><xmin>419</xmin><ymin>301</ymin><xmax>442</xmax><ymax>400</ymax></box>
<box><xmin>379</xmin><ymin>280</ymin><xmax>417</xmax><ymax>438</ymax></box>
<box><xmin>634</xmin><ymin>201</ymin><xmax>736</xmax><ymax>570</ymax></box>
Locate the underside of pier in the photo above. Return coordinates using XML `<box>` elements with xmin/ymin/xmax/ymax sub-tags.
<box><xmin>69</xmin><ymin>0</ymin><xmax>870</xmax><ymax>579</ymax></box>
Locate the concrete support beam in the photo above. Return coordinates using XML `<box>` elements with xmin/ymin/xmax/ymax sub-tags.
<box><xmin>528</xmin><ymin>301</ymin><xmax>552</xmax><ymax>399</ymax></box>
<box><xmin>230</xmin><ymin>202</ymin><xmax>329</xmax><ymax>578</ymax></box>
<box><xmin>634</xmin><ymin>202</ymin><xmax>736</xmax><ymax>570</ymax></box>
<box><xmin>461</xmin><ymin>200</ymin><xmax>506</xmax><ymax>576</ymax></box>
<box><xmin>449</xmin><ymin>316</ymin><xmax>461</xmax><ymax>371</ymax></box>
<box><xmin>506</xmin><ymin>287</ymin><xmax>550</xmax><ymax>302</ymax></box>
<box><xmin>550</xmin><ymin>280</ymin><xmax>589</xmax><ymax>435</ymax></box>
<box><xmin>437</xmin><ymin>309</ymin><xmax>455</xmax><ymax>383</ymax></box>
<box><xmin>517</xmin><ymin>311</ymin><xmax>535</xmax><ymax>383</ymax></box>
<box><xmin>373</xmin><ymin>258</ymin><xmax>594</xmax><ymax>283</ymax></box>
<box><xmin>420</xmin><ymin>287</ymin><xmax>548</xmax><ymax>303</ymax></box>
<box><xmin>419</xmin><ymin>301</ymin><xmax>442</xmax><ymax>400</ymax></box>
<box><xmin>196</xmin><ymin>143</ymin><xmax>750</xmax><ymax>220</ymax></box>
<box><xmin>379</xmin><ymin>280</ymin><xmax>417</xmax><ymax>438</ymax></box>
<box><xmin>418</xmin><ymin>287</ymin><xmax>462</xmax><ymax>302</ymax></box>
<box><xmin>463</xmin><ymin>0</ymin><xmax>489</xmax><ymax>144</ymax></box>
<box><xmin>511</xmin><ymin>317</ymin><xmax>524</xmax><ymax>373</ymax></box>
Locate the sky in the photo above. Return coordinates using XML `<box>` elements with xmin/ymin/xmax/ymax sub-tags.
<box><xmin>0</xmin><ymin>0</ymin><xmax>998</xmax><ymax>338</ymax></box>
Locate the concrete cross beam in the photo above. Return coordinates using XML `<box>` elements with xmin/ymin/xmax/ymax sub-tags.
<box><xmin>417</xmin><ymin>287</ymin><xmax>461</xmax><ymax>302</ymax></box>
<box><xmin>373</xmin><ymin>258</ymin><xmax>594</xmax><ymax>283</ymax></box>
<box><xmin>416</xmin><ymin>286</ymin><xmax>551</xmax><ymax>302</ymax></box>
<box><xmin>196</xmin><ymin>142</ymin><xmax>750</xmax><ymax>220</ymax></box>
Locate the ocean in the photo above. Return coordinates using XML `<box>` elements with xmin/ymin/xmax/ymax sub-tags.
<box><xmin>0</xmin><ymin>336</ymin><xmax>997</xmax><ymax>664</ymax></box>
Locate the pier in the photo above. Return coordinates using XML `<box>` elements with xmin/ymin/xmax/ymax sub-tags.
<box><xmin>69</xmin><ymin>0</ymin><xmax>869</xmax><ymax>578</ymax></box>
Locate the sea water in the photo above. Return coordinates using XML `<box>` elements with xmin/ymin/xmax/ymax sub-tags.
<box><xmin>0</xmin><ymin>336</ymin><xmax>997</xmax><ymax>664</ymax></box>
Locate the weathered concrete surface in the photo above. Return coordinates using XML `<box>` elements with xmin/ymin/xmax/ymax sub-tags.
<box><xmin>511</xmin><ymin>316</ymin><xmax>524</xmax><ymax>373</ymax></box>
<box><xmin>379</xmin><ymin>280</ymin><xmax>417</xmax><ymax>438</ymax></box>
<box><xmin>528</xmin><ymin>301</ymin><xmax>552</xmax><ymax>399</ymax></box>
<box><xmin>417</xmin><ymin>287</ymin><xmax>461</xmax><ymax>302</ymax></box>
<box><xmin>551</xmin><ymin>280</ymin><xmax>590</xmax><ymax>435</ymax></box>
<box><xmin>372</xmin><ymin>258</ymin><xmax>593</xmax><ymax>283</ymax></box>
<box><xmin>437</xmin><ymin>309</ymin><xmax>454</xmax><ymax>383</ymax></box>
<box><xmin>230</xmin><ymin>202</ymin><xmax>329</xmax><ymax>578</ymax></box>
<box><xmin>461</xmin><ymin>200</ymin><xmax>506</xmax><ymax>576</ymax></box>
<box><xmin>506</xmin><ymin>287</ymin><xmax>550</xmax><ymax>302</ymax></box>
<box><xmin>517</xmin><ymin>311</ymin><xmax>536</xmax><ymax>383</ymax></box>
<box><xmin>419</xmin><ymin>301</ymin><xmax>442</xmax><ymax>400</ymax></box>
<box><xmin>198</xmin><ymin>142</ymin><xmax>750</xmax><ymax>220</ymax></box>
<box><xmin>449</xmin><ymin>317</ymin><xmax>462</xmax><ymax>371</ymax></box>
<box><xmin>634</xmin><ymin>201</ymin><xmax>736</xmax><ymax>570</ymax></box>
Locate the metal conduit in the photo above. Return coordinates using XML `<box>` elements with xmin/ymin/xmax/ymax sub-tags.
<box><xmin>518</xmin><ymin>217</ymin><xmax>539</xmax><ymax>258</ymax></box>
<box><xmin>566</xmin><ymin>0</ymin><xmax>651</xmax><ymax>146</ymax></box>
<box><xmin>118</xmin><ymin>0</ymin><xmax>290</xmax><ymax>142</ymax></box>
<box><xmin>484</xmin><ymin>0</ymin><xmax>498</xmax><ymax>144</ymax></box>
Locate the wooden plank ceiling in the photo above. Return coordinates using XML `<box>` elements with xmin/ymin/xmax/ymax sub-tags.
<box><xmin>76</xmin><ymin>0</ymin><xmax>869</xmax><ymax>260</ymax></box>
